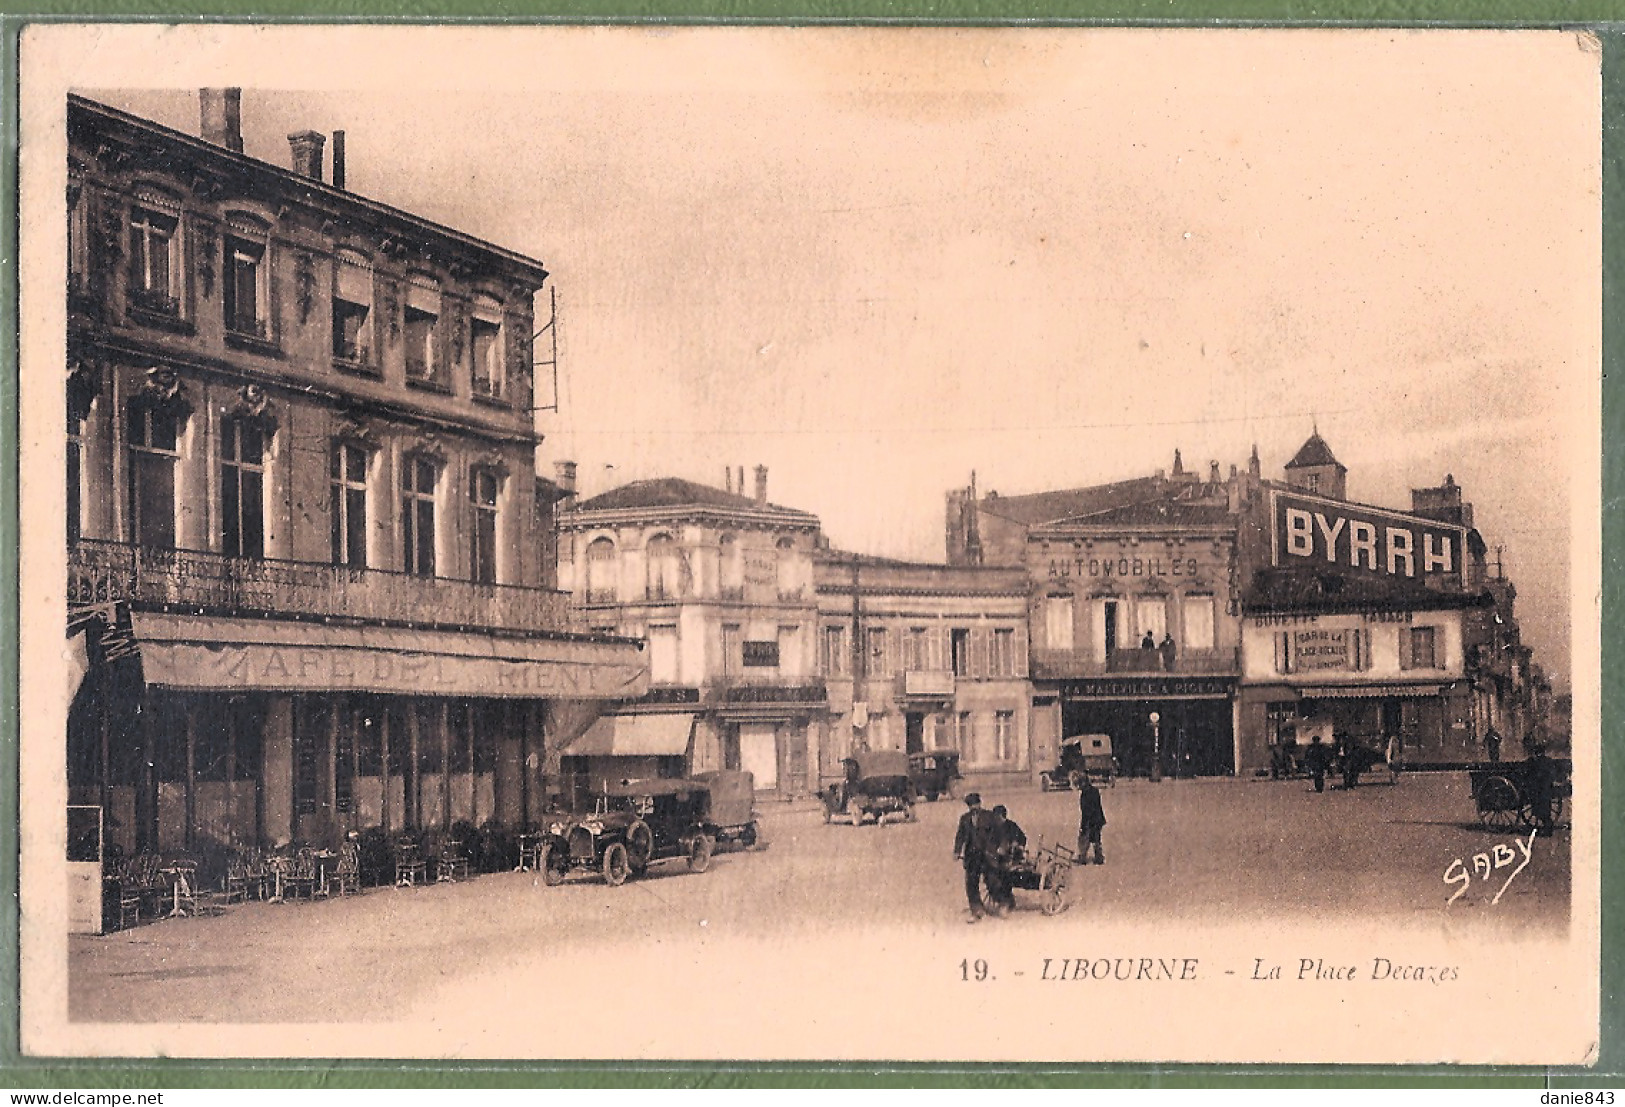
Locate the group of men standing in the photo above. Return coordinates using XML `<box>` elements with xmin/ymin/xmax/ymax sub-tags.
<box><xmin>952</xmin><ymin>777</ymin><xmax>1107</xmax><ymax>923</ymax></box>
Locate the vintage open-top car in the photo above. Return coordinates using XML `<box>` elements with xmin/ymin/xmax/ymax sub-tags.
<box><xmin>538</xmin><ymin>777</ymin><xmax>716</xmax><ymax>887</ymax></box>
<box><xmin>908</xmin><ymin>748</ymin><xmax>962</xmax><ymax>802</ymax></box>
<box><xmin>821</xmin><ymin>749</ymin><xmax>917</xmax><ymax>825</ymax></box>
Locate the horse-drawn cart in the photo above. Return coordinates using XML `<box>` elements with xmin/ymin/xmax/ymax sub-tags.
<box><xmin>1468</xmin><ymin>756</ymin><xmax>1571</xmax><ymax>832</ymax></box>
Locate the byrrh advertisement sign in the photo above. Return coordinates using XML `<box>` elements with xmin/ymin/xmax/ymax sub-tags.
<box><xmin>1270</xmin><ymin>491</ymin><xmax>1466</xmax><ymax>581</ymax></box>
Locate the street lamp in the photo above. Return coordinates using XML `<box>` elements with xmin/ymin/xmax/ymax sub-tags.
<box><xmin>1149</xmin><ymin>711</ymin><xmax>1162</xmax><ymax>782</ymax></box>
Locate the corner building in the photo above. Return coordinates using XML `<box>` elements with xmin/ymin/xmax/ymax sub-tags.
<box><xmin>66</xmin><ymin>92</ymin><xmax>643</xmax><ymax>856</ymax></box>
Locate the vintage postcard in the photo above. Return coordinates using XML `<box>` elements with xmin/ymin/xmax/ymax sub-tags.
<box><xmin>16</xmin><ymin>24</ymin><xmax>1602</xmax><ymax>1063</ymax></box>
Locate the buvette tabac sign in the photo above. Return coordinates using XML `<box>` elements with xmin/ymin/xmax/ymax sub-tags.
<box><xmin>1271</xmin><ymin>491</ymin><xmax>1466</xmax><ymax>580</ymax></box>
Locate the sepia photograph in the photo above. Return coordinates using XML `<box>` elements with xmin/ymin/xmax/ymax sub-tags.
<box><xmin>16</xmin><ymin>23</ymin><xmax>1603</xmax><ymax>1064</ymax></box>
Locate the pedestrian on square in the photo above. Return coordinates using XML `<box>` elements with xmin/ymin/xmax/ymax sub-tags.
<box><xmin>1077</xmin><ymin>773</ymin><xmax>1107</xmax><ymax>864</ymax></box>
<box><xmin>1526</xmin><ymin>743</ymin><xmax>1559</xmax><ymax>837</ymax></box>
<box><xmin>1385</xmin><ymin>733</ymin><xmax>1403</xmax><ymax>784</ymax></box>
<box><xmin>985</xmin><ymin>805</ymin><xmax>1026</xmax><ymax>916</ymax></box>
<box><xmin>952</xmin><ymin>793</ymin><xmax>993</xmax><ymax>923</ymax></box>
<box><xmin>1304</xmin><ymin>734</ymin><xmax>1331</xmax><ymax>794</ymax></box>
<box><xmin>1485</xmin><ymin>728</ymin><xmax>1502</xmax><ymax>764</ymax></box>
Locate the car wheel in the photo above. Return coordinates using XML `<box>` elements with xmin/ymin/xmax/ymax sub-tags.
<box><xmin>741</xmin><ymin>824</ymin><xmax>758</xmax><ymax>849</ymax></box>
<box><xmin>602</xmin><ymin>842</ymin><xmax>630</xmax><ymax>886</ymax></box>
<box><xmin>687</xmin><ymin>834</ymin><xmax>714</xmax><ymax>873</ymax></box>
<box><xmin>926</xmin><ymin>791</ymin><xmax>939</xmax><ymax>803</ymax></box>
<box><xmin>540</xmin><ymin>841</ymin><xmax>567</xmax><ymax>887</ymax></box>
<box><xmin>626</xmin><ymin>820</ymin><xmax>654</xmax><ymax>876</ymax></box>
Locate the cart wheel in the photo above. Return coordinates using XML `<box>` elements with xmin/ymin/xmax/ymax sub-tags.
<box><xmin>1478</xmin><ymin>776</ymin><xmax>1521</xmax><ymax>830</ymax></box>
<box><xmin>540</xmin><ymin>841</ymin><xmax>567</xmax><ymax>886</ymax></box>
<box><xmin>602</xmin><ymin>842</ymin><xmax>630</xmax><ymax>887</ymax></box>
<box><xmin>626</xmin><ymin>820</ymin><xmax>654</xmax><ymax>876</ymax></box>
<box><xmin>687</xmin><ymin>834</ymin><xmax>714</xmax><ymax>873</ymax></box>
<box><xmin>1042</xmin><ymin>865</ymin><xmax>1069</xmax><ymax>915</ymax></box>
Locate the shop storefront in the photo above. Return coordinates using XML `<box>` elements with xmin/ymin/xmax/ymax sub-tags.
<box><xmin>1055</xmin><ymin>676</ymin><xmax>1237</xmax><ymax>777</ymax></box>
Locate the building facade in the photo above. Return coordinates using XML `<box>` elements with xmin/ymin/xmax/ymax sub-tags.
<box><xmin>66</xmin><ymin>91</ymin><xmax>643</xmax><ymax>857</ymax></box>
<box><xmin>555</xmin><ymin>470</ymin><xmax>828</xmax><ymax>799</ymax></box>
<box><xmin>813</xmin><ymin>553</ymin><xmax>1034</xmax><ymax>788</ymax></box>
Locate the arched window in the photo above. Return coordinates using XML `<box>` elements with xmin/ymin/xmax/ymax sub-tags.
<box><xmin>646</xmin><ymin>533</ymin><xmax>680</xmax><ymax>601</ymax></box>
<box><xmin>775</xmin><ymin>536</ymin><xmax>798</xmax><ymax>600</ymax></box>
<box><xmin>585</xmin><ymin>537</ymin><xmax>617</xmax><ymax>604</ymax></box>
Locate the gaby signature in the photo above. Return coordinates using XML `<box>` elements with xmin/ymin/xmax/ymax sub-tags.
<box><xmin>1443</xmin><ymin>829</ymin><xmax>1537</xmax><ymax>907</ymax></box>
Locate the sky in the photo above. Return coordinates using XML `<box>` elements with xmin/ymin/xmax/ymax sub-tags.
<box><xmin>73</xmin><ymin>26</ymin><xmax>1599</xmax><ymax>688</ymax></box>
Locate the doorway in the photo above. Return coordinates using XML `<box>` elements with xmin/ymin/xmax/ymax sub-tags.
<box><xmin>905</xmin><ymin>713</ymin><xmax>925</xmax><ymax>754</ymax></box>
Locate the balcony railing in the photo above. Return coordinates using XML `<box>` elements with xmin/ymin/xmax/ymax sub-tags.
<box><xmin>1030</xmin><ymin>647</ymin><xmax>1240</xmax><ymax>680</ymax></box>
<box><xmin>901</xmin><ymin>669</ymin><xmax>955</xmax><ymax>697</ymax></box>
<box><xmin>69</xmin><ymin>539</ymin><xmax>573</xmax><ymax>635</ymax></box>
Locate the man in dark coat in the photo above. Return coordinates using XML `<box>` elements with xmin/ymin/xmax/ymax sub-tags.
<box><xmin>1077</xmin><ymin>775</ymin><xmax>1107</xmax><ymax>864</ymax></box>
<box><xmin>1303</xmin><ymin>734</ymin><xmax>1331</xmax><ymax>794</ymax></box>
<box><xmin>952</xmin><ymin>793</ymin><xmax>992</xmax><ymax>922</ymax></box>
<box><xmin>1527</xmin><ymin>743</ymin><xmax>1559</xmax><ymax>837</ymax></box>
<box><xmin>984</xmin><ymin>805</ymin><xmax>1026</xmax><ymax>915</ymax></box>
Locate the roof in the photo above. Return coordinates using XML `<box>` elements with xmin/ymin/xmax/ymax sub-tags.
<box><xmin>1284</xmin><ymin>432</ymin><xmax>1345</xmax><ymax>471</ymax></box>
<box><xmin>69</xmin><ymin>95</ymin><xmax>549</xmax><ymax>284</ymax></box>
<box><xmin>976</xmin><ymin>475</ymin><xmax>1174</xmax><ymax>527</ymax></box>
<box><xmin>1244</xmin><ymin>566</ymin><xmax>1490</xmax><ymax>613</ymax></box>
<box><xmin>569</xmin><ymin>477</ymin><xmax>819</xmax><ymax>522</ymax></box>
<box><xmin>1034</xmin><ymin>499</ymin><xmax>1236</xmax><ymax>531</ymax></box>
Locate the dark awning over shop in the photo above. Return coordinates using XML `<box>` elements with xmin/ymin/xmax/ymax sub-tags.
<box><xmin>129</xmin><ymin>613</ymin><xmax>648</xmax><ymax>699</ymax></box>
<box><xmin>567</xmin><ymin>713</ymin><xmax>696</xmax><ymax>756</ymax></box>
<box><xmin>1298</xmin><ymin>684</ymin><xmax>1443</xmax><ymax>699</ymax></box>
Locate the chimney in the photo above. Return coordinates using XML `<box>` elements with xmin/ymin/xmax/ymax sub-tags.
<box><xmin>737</xmin><ymin>466</ymin><xmax>745</xmax><ymax>497</ymax></box>
<box><xmin>332</xmin><ymin>130</ymin><xmax>346</xmax><ymax>190</ymax></box>
<box><xmin>553</xmin><ymin>460</ymin><xmax>577</xmax><ymax>497</ymax></box>
<box><xmin>754</xmin><ymin>465</ymin><xmax>768</xmax><ymax>506</ymax></box>
<box><xmin>288</xmin><ymin>130</ymin><xmax>326</xmax><ymax>181</ymax></box>
<box><xmin>725</xmin><ymin>467</ymin><xmax>734</xmax><ymax>495</ymax></box>
<box><xmin>199</xmin><ymin>89</ymin><xmax>243</xmax><ymax>153</ymax></box>
<box><xmin>1209</xmin><ymin>460</ymin><xmax>1221</xmax><ymax>483</ymax></box>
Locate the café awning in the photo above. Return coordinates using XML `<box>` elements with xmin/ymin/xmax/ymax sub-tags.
<box><xmin>568</xmin><ymin>713</ymin><xmax>696</xmax><ymax>756</ymax></box>
<box><xmin>129</xmin><ymin>612</ymin><xmax>648</xmax><ymax>700</ymax></box>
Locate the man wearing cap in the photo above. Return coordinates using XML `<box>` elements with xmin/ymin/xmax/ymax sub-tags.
<box><xmin>953</xmin><ymin>793</ymin><xmax>993</xmax><ymax>922</ymax></box>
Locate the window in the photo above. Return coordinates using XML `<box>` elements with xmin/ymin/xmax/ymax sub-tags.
<box><xmin>471</xmin><ymin>468</ymin><xmax>500</xmax><ymax>584</ymax></box>
<box><xmin>1045</xmin><ymin>595</ymin><xmax>1074</xmax><ymax>651</ymax></box>
<box><xmin>471</xmin><ymin>297</ymin><xmax>504</xmax><ymax>399</ymax></box>
<box><xmin>1136</xmin><ymin>596</ymin><xmax>1167</xmax><ymax>645</ymax></box>
<box><xmin>1182</xmin><ymin>594</ymin><xmax>1215</xmax><ymax>651</ymax></box>
<box><xmin>718</xmin><ymin>533</ymin><xmax>742</xmax><ymax>599</ymax></box>
<box><xmin>721</xmin><ymin>624</ymin><xmax>741</xmax><ymax>678</ymax></box>
<box><xmin>903</xmin><ymin>628</ymin><xmax>927</xmax><ymax>671</ymax></box>
<box><xmin>67</xmin><ymin>181</ymin><xmax>88</xmax><ymax>292</ymax></box>
<box><xmin>332</xmin><ymin>253</ymin><xmax>372</xmax><ymax>363</ymax></box>
<box><xmin>127</xmin><ymin>404</ymin><xmax>183</xmax><ymax>548</ymax></box>
<box><xmin>991</xmin><ymin>628</ymin><xmax>1015</xmax><ymax>677</ymax></box>
<box><xmin>585</xmin><ymin>537</ymin><xmax>617</xmax><ymax>603</ymax></box>
<box><xmin>330</xmin><ymin>443</ymin><xmax>369</xmax><ymax>568</ymax></box>
<box><xmin>778</xmin><ymin>625</ymin><xmax>801</xmax><ymax>678</ymax></box>
<box><xmin>646</xmin><ymin>534</ymin><xmax>679</xmax><ymax>600</ymax></box>
<box><xmin>867</xmin><ymin>627</ymin><xmax>890</xmax><ymax>677</ymax></box>
<box><xmin>776</xmin><ymin>536</ymin><xmax>798</xmax><ymax>599</ymax></box>
<box><xmin>994</xmin><ymin>711</ymin><xmax>1014</xmax><ymax>762</ymax></box>
<box><xmin>1404</xmin><ymin>626</ymin><xmax>1438</xmax><ymax>670</ymax></box>
<box><xmin>648</xmin><ymin>625</ymin><xmax>679</xmax><ymax>684</ymax></box>
<box><xmin>951</xmin><ymin>628</ymin><xmax>971</xmax><ymax>677</ymax></box>
<box><xmin>224</xmin><ymin>229</ymin><xmax>267</xmax><ymax>337</ymax></box>
<box><xmin>128</xmin><ymin>205</ymin><xmax>179</xmax><ymax>312</ymax></box>
<box><xmin>823</xmin><ymin>625</ymin><xmax>847</xmax><ymax>677</ymax></box>
<box><xmin>219</xmin><ymin>417</ymin><xmax>266</xmax><ymax>559</ymax></box>
<box><xmin>401</xmin><ymin>456</ymin><xmax>437</xmax><ymax>577</ymax></box>
<box><xmin>956</xmin><ymin>711</ymin><xmax>973</xmax><ymax>753</ymax></box>
<box><xmin>404</xmin><ymin>277</ymin><xmax>440</xmax><ymax>383</ymax></box>
<box><xmin>1306</xmin><ymin>474</ymin><xmax>1321</xmax><ymax>494</ymax></box>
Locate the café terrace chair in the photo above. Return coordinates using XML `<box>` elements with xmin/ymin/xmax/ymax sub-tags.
<box><xmin>282</xmin><ymin>849</ymin><xmax>318</xmax><ymax>902</ymax></box>
<box><xmin>394</xmin><ymin>838</ymin><xmax>427</xmax><ymax>887</ymax></box>
<box><xmin>436</xmin><ymin>837</ymin><xmax>470</xmax><ymax>883</ymax></box>
<box><xmin>326</xmin><ymin>842</ymin><xmax>362</xmax><ymax>897</ymax></box>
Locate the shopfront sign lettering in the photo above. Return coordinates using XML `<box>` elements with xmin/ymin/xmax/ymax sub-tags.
<box><xmin>1059</xmin><ymin>677</ymin><xmax>1232</xmax><ymax>699</ymax></box>
<box><xmin>1047</xmin><ymin>557</ymin><xmax>1201</xmax><ymax>581</ymax></box>
<box><xmin>143</xmin><ymin>642</ymin><xmax>648</xmax><ymax>699</ymax></box>
<box><xmin>1250</xmin><ymin>611</ymin><xmax>1413</xmax><ymax>627</ymax></box>
<box><xmin>1273</xmin><ymin>491</ymin><xmax>1464</xmax><ymax>581</ymax></box>
<box><xmin>1292</xmin><ymin>629</ymin><xmax>1350</xmax><ymax>671</ymax></box>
